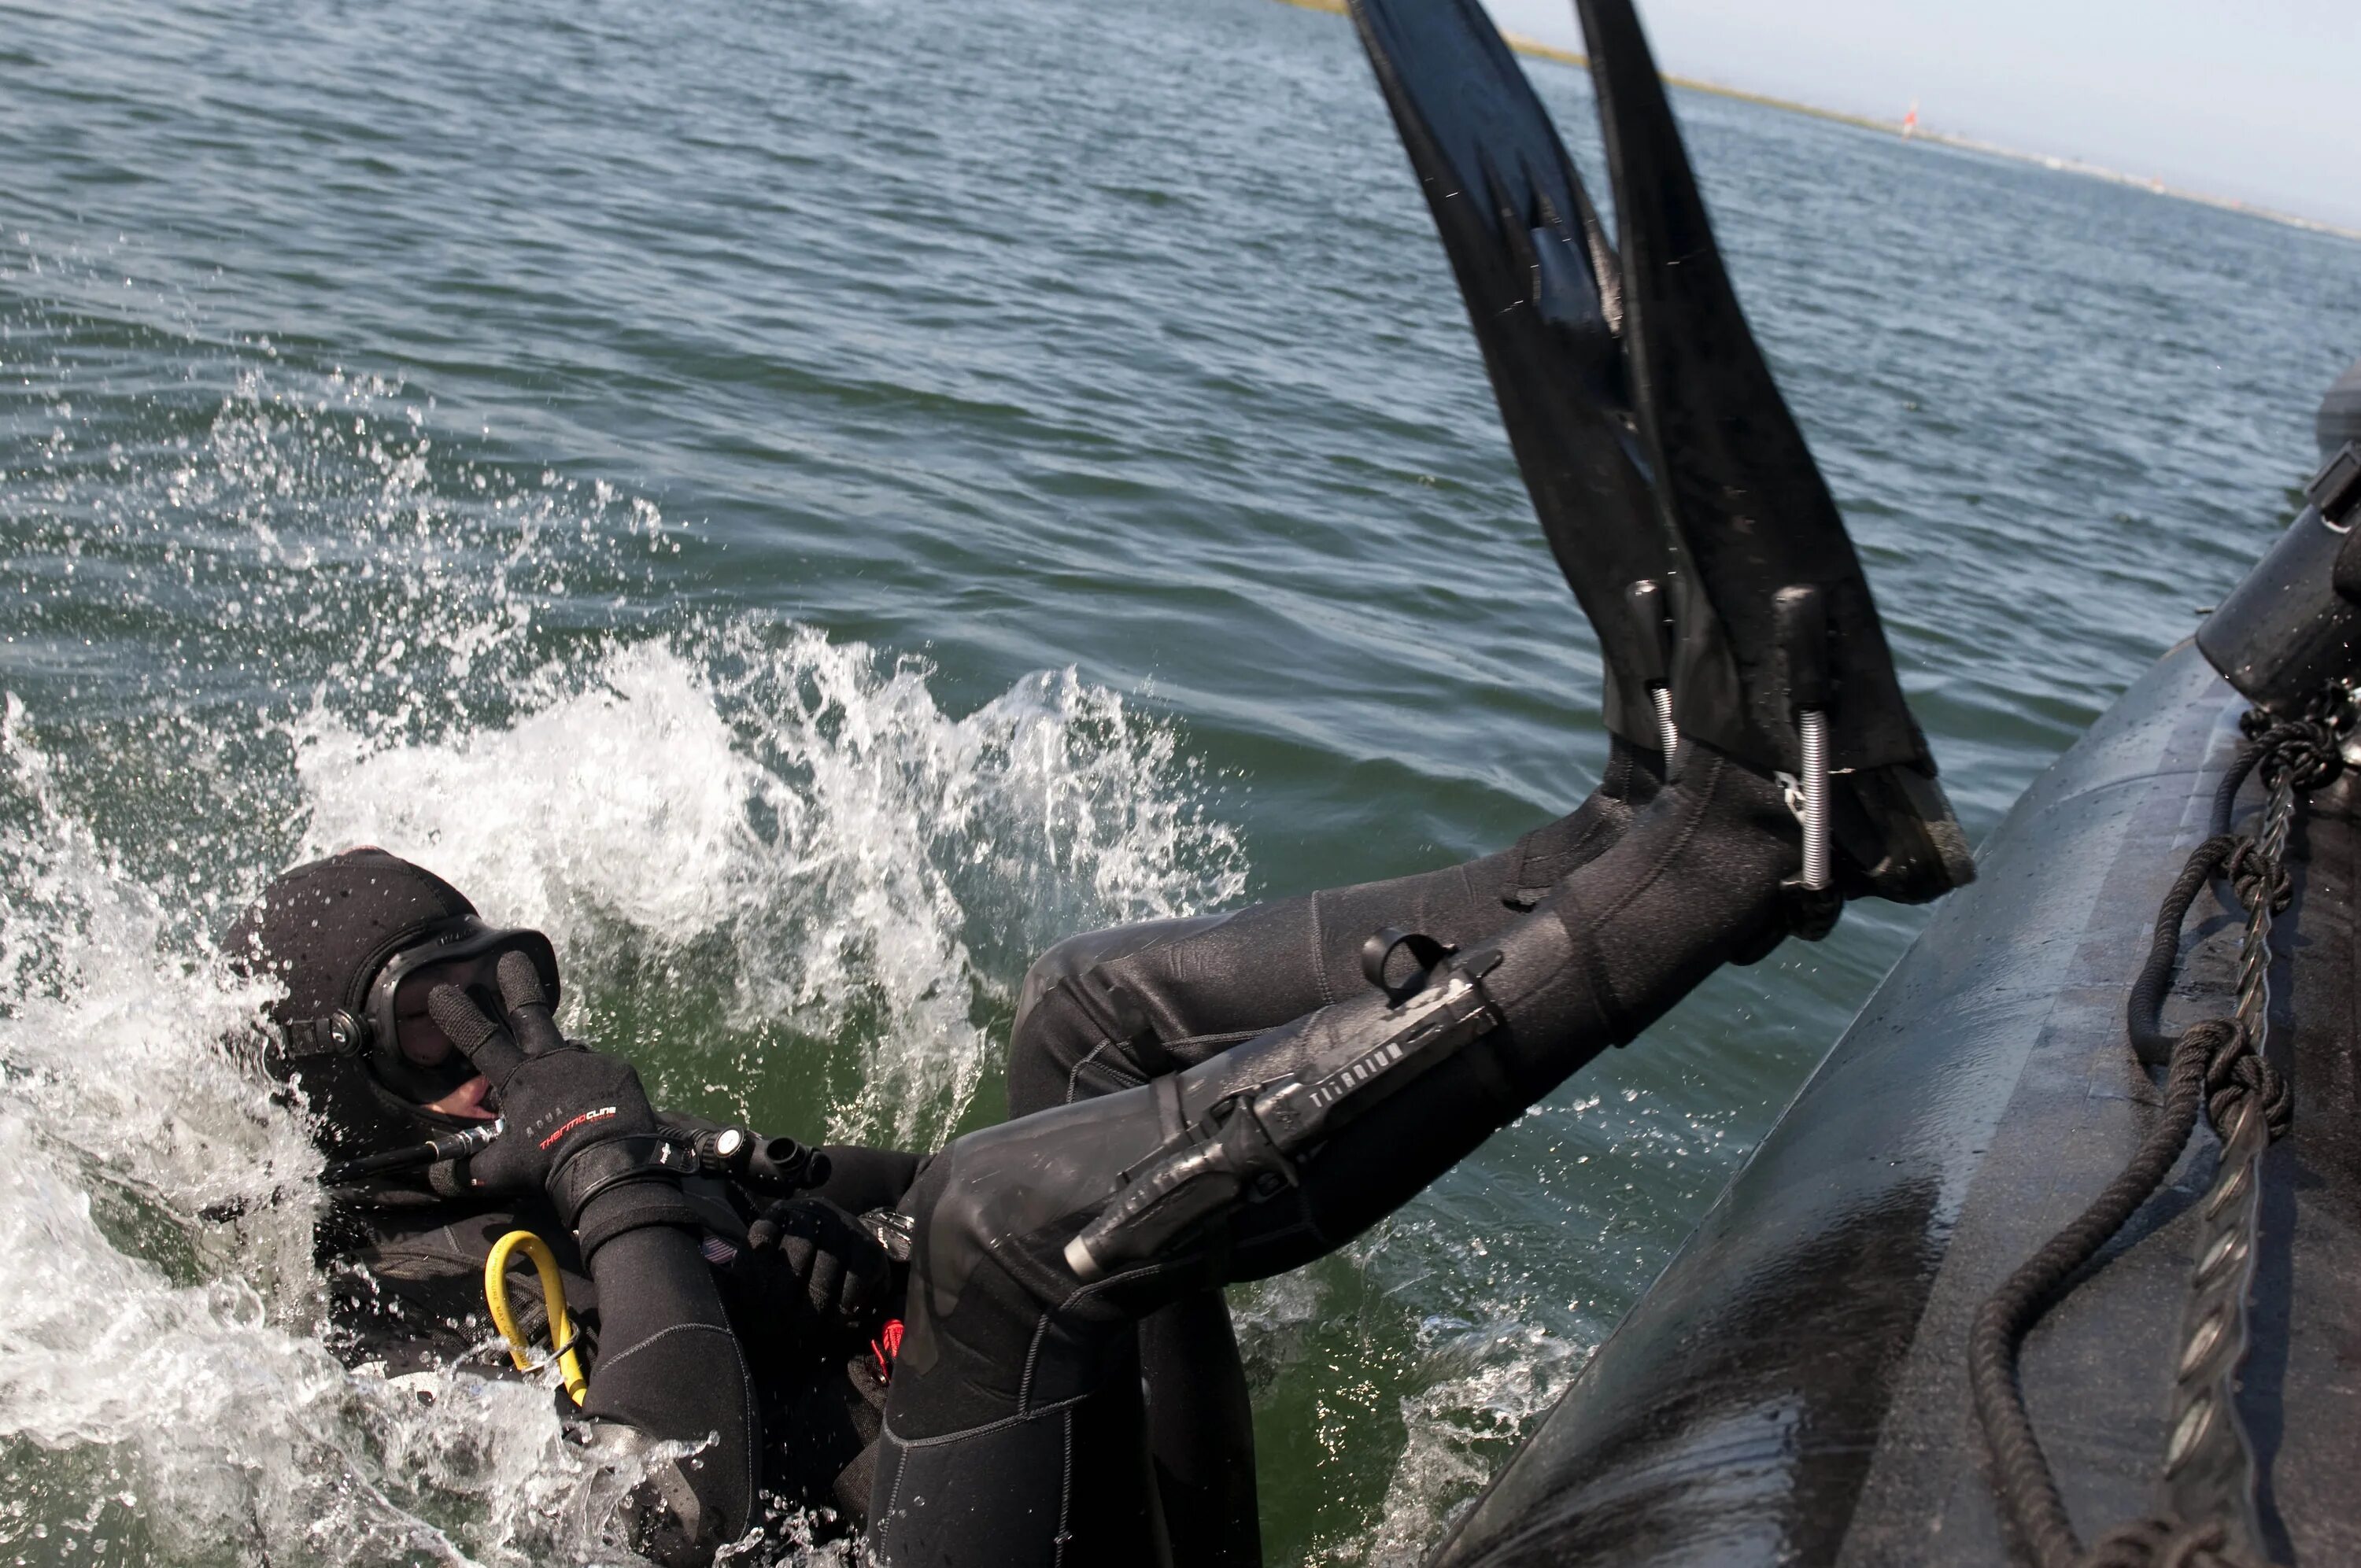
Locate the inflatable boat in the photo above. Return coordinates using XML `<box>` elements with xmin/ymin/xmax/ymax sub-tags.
<box><xmin>1428</xmin><ymin>443</ymin><xmax>2361</xmax><ymax>1565</ymax></box>
<box><xmin>1328</xmin><ymin>1</ymin><xmax>2361</xmax><ymax>1557</ymax></box>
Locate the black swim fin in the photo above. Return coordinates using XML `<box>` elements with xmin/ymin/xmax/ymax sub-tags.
<box><xmin>1346</xmin><ymin>0</ymin><xmax>1679</xmax><ymax>754</ymax></box>
<box><xmin>1573</xmin><ymin>0</ymin><xmax>1970</xmax><ymax>902</ymax></box>
<box><xmin>1349</xmin><ymin>0</ymin><xmax>1970</xmax><ymax>904</ymax></box>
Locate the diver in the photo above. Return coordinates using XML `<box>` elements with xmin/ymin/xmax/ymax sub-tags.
<box><xmin>861</xmin><ymin>0</ymin><xmax>1975</xmax><ymax>1563</ymax></box>
<box><xmin>227</xmin><ymin>847</ymin><xmax>920</xmax><ymax>1563</ymax></box>
<box><xmin>233</xmin><ymin>2</ymin><xmax>1974</xmax><ymax>1562</ymax></box>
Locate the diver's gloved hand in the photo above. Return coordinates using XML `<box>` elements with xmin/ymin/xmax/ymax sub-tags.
<box><xmin>745</xmin><ymin>1195</ymin><xmax>890</xmax><ymax>1326</ymax></box>
<box><xmin>430</xmin><ymin>952</ymin><xmax>700</xmax><ymax>1257</ymax></box>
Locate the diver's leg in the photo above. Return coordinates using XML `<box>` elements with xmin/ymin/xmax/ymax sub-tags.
<box><xmin>1155</xmin><ymin>743</ymin><xmax>1798</xmax><ymax>1278</ymax></box>
<box><xmin>864</xmin><ymin>1331</ymin><xmax>1166</xmax><ymax>1568</ymax></box>
<box><xmin>869</xmin><ymin>747</ymin><xmax>1798</xmax><ymax>1566</ymax></box>
<box><xmin>999</xmin><ymin>740</ymin><xmax>1658</xmax><ymax>1565</ymax></box>
<box><xmin>1137</xmin><ymin>1294</ymin><xmax>1258</xmax><ymax>1566</ymax></box>
<box><xmin>1006</xmin><ymin>737</ymin><xmax>1661</xmax><ymax>1115</ymax></box>
<box><xmin>1009</xmin><ymin>921</ymin><xmax>1265</xmax><ymax>1563</ymax></box>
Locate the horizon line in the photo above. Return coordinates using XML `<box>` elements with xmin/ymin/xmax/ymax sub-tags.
<box><xmin>1272</xmin><ymin>0</ymin><xmax>2361</xmax><ymax>246</ymax></box>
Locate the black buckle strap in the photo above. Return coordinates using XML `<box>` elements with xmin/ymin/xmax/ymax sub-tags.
<box><xmin>1358</xmin><ymin>928</ymin><xmax>1456</xmax><ymax>1006</ymax></box>
<box><xmin>260</xmin><ymin>1010</ymin><xmax>366</xmax><ymax>1075</ymax></box>
<box><xmin>547</xmin><ymin>1134</ymin><xmax>698</xmax><ymax>1225</ymax></box>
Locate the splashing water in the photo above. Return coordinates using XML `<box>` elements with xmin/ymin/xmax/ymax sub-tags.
<box><xmin>0</xmin><ymin>706</ymin><xmax>696</xmax><ymax>1566</ymax></box>
<box><xmin>1348</xmin><ymin>1318</ymin><xmax>1583</xmax><ymax>1566</ymax></box>
<box><xmin>1230</xmin><ymin>1225</ymin><xmax>1593</xmax><ymax>1567</ymax></box>
<box><xmin>297</xmin><ymin>625</ymin><xmax>1244</xmax><ymax>1147</ymax></box>
<box><xmin>0</xmin><ymin>346</ymin><xmax>1246</xmax><ymax>1561</ymax></box>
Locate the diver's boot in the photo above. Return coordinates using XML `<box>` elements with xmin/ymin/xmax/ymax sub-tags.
<box><xmin>1346</xmin><ymin>0</ymin><xmax>1684</xmax><ymax>762</ymax></box>
<box><xmin>1572</xmin><ymin>0</ymin><xmax>1973</xmax><ymax>914</ymax></box>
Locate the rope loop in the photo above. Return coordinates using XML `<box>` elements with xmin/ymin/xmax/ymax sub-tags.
<box><xmin>2194</xmin><ymin>1017</ymin><xmax>2291</xmax><ymax>1141</ymax></box>
<box><xmin>1976</xmin><ymin>688</ymin><xmax>2345</xmax><ymax>1568</ymax></box>
<box><xmin>2238</xmin><ymin>710</ymin><xmax>2343</xmax><ymax>792</ymax></box>
<box><xmin>2220</xmin><ymin>839</ymin><xmax>2292</xmax><ymax>915</ymax></box>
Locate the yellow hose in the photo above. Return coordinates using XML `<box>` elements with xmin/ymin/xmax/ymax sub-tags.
<box><xmin>484</xmin><ymin>1230</ymin><xmax>589</xmax><ymax>1407</ymax></box>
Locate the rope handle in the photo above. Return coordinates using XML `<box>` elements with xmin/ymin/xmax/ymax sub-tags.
<box><xmin>1972</xmin><ymin>701</ymin><xmax>2348</xmax><ymax>1568</ymax></box>
<box><xmin>485</xmin><ymin>1230</ymin><xmax>589</xmax><ymax>1407</ymax></box>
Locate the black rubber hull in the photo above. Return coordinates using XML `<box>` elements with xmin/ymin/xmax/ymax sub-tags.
<box><xmin>1432</xmin><ymin>640</ymin><xmax>2361</xmax><ymax>1565</ymax></box>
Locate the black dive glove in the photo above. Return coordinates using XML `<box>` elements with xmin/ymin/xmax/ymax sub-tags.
<box><xmin>430</xmin><ymin>951</ymin><xmax>700</xmax><ymax>1259</ymax></box>
<box><xmin>745</xmin><ymin>1196</ymin><xmax>890</xmax><ymax>1325</ymax></box>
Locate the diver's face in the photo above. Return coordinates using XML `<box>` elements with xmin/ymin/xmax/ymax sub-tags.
<box><xmin>419</xmin><ymin>1072</ymin><xmax>496</xmax><ymax>1120</ymax></box>
<box><xmin>387</xmin><ymin>950</ymin><xmax>507</xmax><ymax>1120</ymax></box>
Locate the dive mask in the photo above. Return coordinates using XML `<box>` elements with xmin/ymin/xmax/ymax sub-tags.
<box><xmin>268</xmin><ymin>915</ymin><xmax>561</xmax><ymax>1105</ymax></box>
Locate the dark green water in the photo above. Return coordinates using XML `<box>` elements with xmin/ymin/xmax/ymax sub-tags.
<box><xmin>2</xmin><ymin>0</ymin><xmax>2355</xmax><ymax>1561</ymax></box>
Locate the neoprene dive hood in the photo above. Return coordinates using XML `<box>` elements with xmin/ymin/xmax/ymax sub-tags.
<box><xmin>225</xmin><ymin>848</ymin><xmax>560</xmax><ymax>1159</ymax></box>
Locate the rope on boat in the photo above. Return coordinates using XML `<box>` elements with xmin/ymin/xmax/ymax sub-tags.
<box><xmin>1968</xmin><ymin>700</ymin><xmax>2348</xmax><ymax>1568</ymax></box>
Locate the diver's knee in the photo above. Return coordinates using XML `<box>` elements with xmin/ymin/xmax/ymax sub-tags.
<box><xmin>1011</xmin><ymin>915</ymin><xmax>1236</xmax><ymax>1116</ymax></box>
<box><xmin>1006</xmin><ymin>975</ymin><xmax>1137</xmax><ymax>1118</ymax></box>
<box><xmin>1014</xmin><ymin>932</ymin><xmax>1103</xmax><ymax>1028</ymax></box>
<box><xmin>1009</xmin><ymin>942</ymin><xmax>1125</xmax><ymax>1117</ymax></box>
<box><xmin>891</xmin><ymin>1092</ymin><xmax>1172</xmax><ymax>1438</ymax></box>
<box><xmin>903</xmin><ymin>1090</ymin><xmax>1169</xmax><ymax>1315</ymax></box>
<box><xmin>1013</xmin><ymin>914</ymin><xmax>1230</xmax><ymax>1028</ymax></box>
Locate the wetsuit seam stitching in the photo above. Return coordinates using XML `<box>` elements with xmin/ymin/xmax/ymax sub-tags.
<box><xmin>1063</xmin><ymin>1040</ymin><xmax>1113</xmax><ymax>1107</ymax></box>
<box><xmin>591</xmin><ymin>1319</ymin><xmax>736</xmax><ymax>1378</ymax></box>
<box><xmin>1587</xmin><ymin>758</ymin><xmax>1719</xmax><ymax>928</ymax></box>
<box><xmin>881</xmin><ymin>1390</ymin><xmax>1095</xmax><ymax>1448</ymax></box>
<box><xmin>1551</xmin><ymin>802</ymin><xmax>1613</xmax><ymax>873</ymax></box>
<box><xmin>1054</xmin><ymin>1407</ymin><xmax>1073</xmax><ymax>1568</ymax></box>
<box><xmin>735</xmin><ymin>1344</ymin><xmax>759</xmax><ymax>1518</ymax></box>
<box><xmin>881</xmin><ymin>1420</ymin><xmax>909</xmax><ymax>1528</ymax></box>
<box><xmin>1054</xmin><ymin>1259</ymin><xmax>1193</xmax><ymax>1314</ymax></box>
<box><xmin>1019</xmin><ymin>1309</ymin><xmax>1046</xmax><ymax>1413</ymax></box>
<box><xmin>1311</xmin><ymin>891</ymin><xmax>1335</xmax><ymax>1009</ymax></box>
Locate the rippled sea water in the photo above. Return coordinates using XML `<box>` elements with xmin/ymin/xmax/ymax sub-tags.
<box><xmin>3</xmin><ymin>0</ymin><xmax>2356</xmax><ymax>1561</ymax></box>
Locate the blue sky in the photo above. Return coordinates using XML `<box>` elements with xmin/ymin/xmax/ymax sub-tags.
<box><xmin>1481</xmin><ymin>0</ymin><xmax>2361</xmax><ymax>230</ymax></box>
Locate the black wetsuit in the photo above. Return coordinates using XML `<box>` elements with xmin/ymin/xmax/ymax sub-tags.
<box><xmin>999</xmin><ymin>753</ymin><xmax>1661</xmax><ymax>1566</ymax></box>
<box><xmin>304</xmin><ymin>746</ymin><xmax>1730</xmax><ymax>1568</ymax></box>
<box><xmin>870</xmin><ymin>746</ymin><xmax>1801</xmax><ymax>1566</ymax></box>
<box><xmin>322</xmin><ymin>1145</ymin><xmax>921</xmax><ymax>1559</ymax></box>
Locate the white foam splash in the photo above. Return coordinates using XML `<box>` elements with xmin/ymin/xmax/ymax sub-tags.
<box><xmin>0</xmin><ymin>707</ymin><xmax>681</xmax><ymax>1566</ymax></box>
<box><xmin>1350</xmin><ymin>1317</ymin><xmax>1583</xmax><ymax>1566</ymax></box>
<box><xmin>0</xmin><ymin>641</ymin><xmax>1247</xmax><ymax>1561</ymax></box>
<box><xmin>2</xmin><ymin>354</ymin><xmax>1249</xmax><ymax>1559</ymax></box>
<box><xmin>295</xmin><ymin>625</ymin><xmax>1244</xmax><ymax>1147</ymax></box>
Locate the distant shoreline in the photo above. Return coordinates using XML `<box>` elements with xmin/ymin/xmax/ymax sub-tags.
<box><xmin>1273</xmin><ymin>0</ymin><xmax>2361</xmax><ymax>245</ymax></box>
